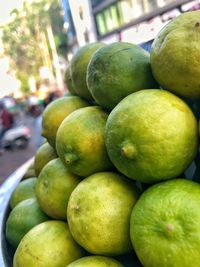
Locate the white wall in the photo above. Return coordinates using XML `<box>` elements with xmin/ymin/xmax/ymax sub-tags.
<box><xmin>68</xmin><ymin>0</ymin><xmax>98</xmax><ymax>47</ymax></box>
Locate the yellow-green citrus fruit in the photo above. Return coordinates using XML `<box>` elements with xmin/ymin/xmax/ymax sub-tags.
<box><xmin>130</xmin><ymin>179</ymin><xmax>200</xmax><ymax>267</ymax></box>
<box><xmin>56</xmin><ymin>106</ymin><xmax>113</xmax><ymax>177</ymax></box>
<box><xmin>34</xmin><ymin>142</ymin><xmax>57</xmax><ymax>176</ymax></box>
<box><xmin>67</xmin><ymin>256</ymin><xmax>124</xmax><ymax>267</ymax></box>
<box><xmin>36</xmin><ymin>158</ymin><xmax>81</xmax><ymax>220</ymax></box>
<box><xmin>22</xmin><ymin>162</ymin><xmax>36</xmax><ymax>180</ymax></box>
<box><xmin>10</xmin><ymin>178</ymin><xmax>37</xmax><ymax>209</ymax></box>
<box><xmin>42</xmin><ymin>96</ymin><xmax>89</xmax><ymax>148</ymax></box>
<box><xmin>64</xmin><ymin>65</ymin><xmax>76</xmax><ymax>95</ymax></box>
<box><xmin>71</xmin><ymin>42</ymin><xmax>105</xmax><ymax>101</ymax></box>
<box><xmin>199</xmin><ymin>120</ymin><xmax>200</xmax><ymax>135</ymax></box>
<box><xmin>151</xmin><ymin>10</ymin><xmax>200</xmax><ymax>99</ymax></box>
<box><xmin>6</xmin><ymin>198</ymin><xmax>49</xmax><ymax>249</ymax></box>
<box><xmin>67</xmin><ymin>172</ymin><xmax>139</xmax><ymax>256</ymax></box>
<box><xmin>105</xmin><ymin>89</ymin><xmax>198</xmax><ymax>183</ymax></box>
<box><xmin>13</xmin><ymin>221</ymin><xmax>85</xmax><ymax>267</ymax></box>
<box><xmin>87</xmin><ymin>42</ymin><xmax>158</xmax><ymax>110</ymax></box>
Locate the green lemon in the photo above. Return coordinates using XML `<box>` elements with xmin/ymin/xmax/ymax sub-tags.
<box><xmin>151</xmin><ymin>10</ymin><xmax>200</xmax><ymax>99</ymax></box>
<box><xmin>87</xmin><ymin>42</ymin><xmax>158</xmax><ymax>110</ymax></box>
<box><xmin>10</xmin><ymin>178</ymin><xmax>37</xmax><ymax>209</ymax></box>
<box><xmin>64</xmin><ymin>65</ymin><xmax>76</xmax><ymax>95</ymax></box>
<box><xmin>71</xmin><ymin>42</ymin><xmax>105</xmax><ymax>101</ymax></box>
<box><xmin>67</xmin><ymin>172</ymin><xmax>139</xmax><ymax>256</ymax></box>
<box><xmin>41</xmin><ymin>96</ymin><xmax>89</xmax><ymax>148</ymax></box>
<box><xmin>34</xmin><ymin>142</ymin><xmax>57</xmax><ymax>176</ymax></box>
<box><xmin>6</xmin><ymin>198</ymin><xmax>49</xmax><ymax>249</ymax></box>
<box><xmin>67</xmin><ymin>256</ymin><xmax>124</xmax><ymax>267</ymax></box>
<box><xmin>130</xmin><ymin>179</ymin><xmax>200</xmax><ymax>267</ymax></box>
<box><xmin>105</xmin><ymin>89</ymin><xmax>198</xmax><ymax>183</ymax></box>
<box><xmin>13</xmin><ymin>221</ymin><xmax>85</xmax><ymax>267</ymax></box>
<box><xmin>56</xmin><ymin>106</ymin><xmax>113</xmax><ymax>177</ymax></box>
<box><xmin>199</xmin><ymin>120</ymin><xmax>200</xmax><ymax>135</ymax></box>
<box><xmin>22</xmin><ymin>162</ymin><xmax>36</xmax><ymax>180</ymax></box>
<box><xmin>36</xmin><ymin>158</ymin><xmax>81</xmax><ymax>220</ymax></box>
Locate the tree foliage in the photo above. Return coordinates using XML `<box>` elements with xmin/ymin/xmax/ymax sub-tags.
<box><xmin>2</xmin><ymin>0</ymin><xmax>66</xmax><ymax>93</ymax></box>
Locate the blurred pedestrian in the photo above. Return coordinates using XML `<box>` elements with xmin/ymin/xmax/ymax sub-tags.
<box><xmin>31</xmin><ymin>104</ymin><xmax>44</xmax><ymax>147</ymax></box>
<box><xmin>35</xmin><ymin>113</ymin><xmax>44</xmax><ymax>147</ymax></box>
<box><xmin>0</xmin><ymin>103</ymin><xmax>14</xmax><ymax>154</ymax></box>
<box><xmin>43</xmin><ymin>92</ymin><xmax>57</xmax><ymax>108</ymax></box>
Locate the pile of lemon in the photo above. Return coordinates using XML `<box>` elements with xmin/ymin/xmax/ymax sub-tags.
<box><xmin>5</xmin><ymin>11</ymin><xmax>200</xmax><ymax>267</ymax></box>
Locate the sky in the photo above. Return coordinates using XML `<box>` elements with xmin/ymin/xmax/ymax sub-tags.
<box><xmin>0</xmin><ymin>0</ymin><xmax>24</xmax><ymax>26</ymax></box>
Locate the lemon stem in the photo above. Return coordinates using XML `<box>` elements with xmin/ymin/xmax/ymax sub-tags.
<box><xmin>166</xmin><ymin>224</ymin><xmax>174</xmax><ymax>231</ymax></box>
<box><xmin>65</xmin><ymin>153</ymin><xmax>78</xmax><ymax>165</ymax></box>
<box><xmin>121</xmin><ymin>143</ymin><xmax>137</xmax><ymax>159</ymax></box>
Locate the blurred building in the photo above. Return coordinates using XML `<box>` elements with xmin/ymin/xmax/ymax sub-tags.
<box><xmin>91</xmin><ymin>0</ymin><xmax>200</xmax><ymax>43</ymax></box>
<box><xmin>61</xmin><ymin>0</ymin><xmax>77</xmax><ymax>61</ymax></box>
<box><xmin>62</xmin><ymin>0</ymin><xmax>98</xmax><ymax>59</ymax></box>
<box><xmin>62</xmin><ymin>0</ymin><xmax>200</xmax><ymax>50</ymax></box>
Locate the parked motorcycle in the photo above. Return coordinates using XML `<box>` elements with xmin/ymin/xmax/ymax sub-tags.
<box><xmin>2</xmin><ymin>125</ymin><xmax>31</xmax><ymax>149</ymax></box>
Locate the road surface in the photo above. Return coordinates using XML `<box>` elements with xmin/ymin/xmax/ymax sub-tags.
<box><xmin>0</xmin><ymin>115</ymin><xmax>40</xmax><ymax>184</ymax></box>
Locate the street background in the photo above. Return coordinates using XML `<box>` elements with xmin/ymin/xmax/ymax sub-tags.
<box><xmin>0</xmin><ymin>114</ymin><xmax>38</xmax><ymax>184</ymax></box>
